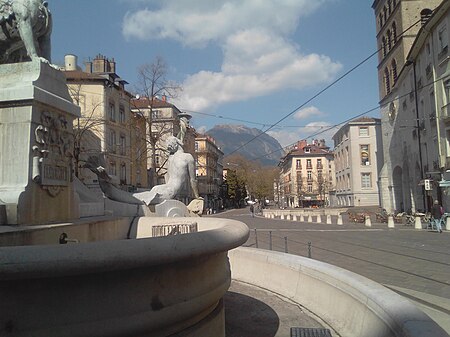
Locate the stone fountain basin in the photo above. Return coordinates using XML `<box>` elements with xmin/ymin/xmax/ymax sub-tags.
<box><xmin>0</xmin><ymin>217</ymin><xmax>249</xmax><ymax>337</ymax></box>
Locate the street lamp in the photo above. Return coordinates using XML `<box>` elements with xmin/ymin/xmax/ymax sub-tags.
<box><xmin>406</xmin><ymin>59</ymin><xmax>427</xmax><ymax>212</ymax></box>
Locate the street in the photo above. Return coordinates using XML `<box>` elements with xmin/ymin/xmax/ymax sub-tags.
<box><xmin>211</xmin><ymin>207</ymin><xmax>450</xmax><ymax>330</ymax></box>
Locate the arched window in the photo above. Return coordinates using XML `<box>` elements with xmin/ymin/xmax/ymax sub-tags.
<box><xmin>384</xmin><ymin>68</ymin><xmax>391</xmax><ymax>95</ymax></box>
<box><xmin>384</xmin><ymin>6</ymin><xmax>388</xmax><ymax>21</ymax></box>
<box><xmin>388</xmin><ymin>0</ymin><xmax>392</xmax><ymax>14</ymax></box>
<box><xmin>379</xmin><ymin>14</ymin><xmax>383</xmax><ymax>27</ymax></box>
<box><xmin>387</xmin><ymin>30</ymin><xmax>392</xmax><ymax>50</ymax></box>
<box><xmin>382</xmin><ymin>37</ymin><xmax>387</xmax><ymax>57</ymax></box>
<box><xmin>392</xmin><ymin>59</ymin><xmax>398</xmax><ymax>83</ymax></box>
<box><xmin>392</xmin><ymin>22</ymin><xmax>397</xmax><ymax>43</ymax></box>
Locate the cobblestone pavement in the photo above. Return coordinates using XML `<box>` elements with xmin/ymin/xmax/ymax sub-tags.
<box><xmin>211</xmin><ymin>208</ymin><xmax>450</xmax><ymax>332</ymax></box>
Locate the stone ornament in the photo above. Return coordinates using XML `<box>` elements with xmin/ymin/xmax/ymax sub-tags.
<box><xmin>33</xmin><ymin>110</ymin><xmax>73</xmax><ymax>197</ymax></box>
<box><xmin>0</xmin><ymin>0</ymin><xmax>52</xmax><ymax>64</ymax></box>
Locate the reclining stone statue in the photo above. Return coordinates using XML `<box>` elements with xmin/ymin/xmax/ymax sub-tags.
<box><xmin>85</xmin><ymin>136</ymin><xmax>201</xmax><ymax>207</ymax></box>
<box><xmin>0</xmin><ymin>0</ymin><xmax>52</xmax><ymax>64</ymax></box>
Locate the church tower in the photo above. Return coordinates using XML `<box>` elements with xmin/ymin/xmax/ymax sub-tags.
<box><xmin>372</xmin><ymin>0</ymin><xmax>442</xmax><ymax>101</ymax></box>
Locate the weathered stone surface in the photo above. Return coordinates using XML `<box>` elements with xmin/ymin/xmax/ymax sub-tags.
<box><xmin>0</xmin><ymin>60</ymin><xmax>80</xmax><ymax>224</ymax></box>
<box><xmin>187</xmin><ymin>198</ymin><xmax>204</xmax><ymax>216</ymax></box>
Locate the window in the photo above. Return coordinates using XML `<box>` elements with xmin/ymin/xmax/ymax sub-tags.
<box><xmin>120</xmin><ymin>163</ymin><xmax>126</xmax><ymax>183</ymax></box>
<box><xmin>438</xmin><ymin>25</ymin><xmax>448</xmax><ymax>57</ymax></box>
<box><xmin>384</xmin><ymin>67</ymin><xmax>390</xmax><ymax>94</ymax></box>
<box><xmin>108</xmin><ymin>161</ymin><xmax>116</xmax><ymax>176</ymax></box>
<box><xmin>361</xmin><ymin>173</ymin><xmax>372</xmax><ymax>188</ymax></box>
<box><xmin>307</xmin><ymin>183</ymin><xmax>313</xmax><ymax>193</ymax></box>
<box><xmin>109</xmin><ymin>102</ymin><xmax>115</xmax><ymax>121</ymax></box>
<box><xmin>359</xmin><ymin>127</ymin><xmax>369</xmax><ymax>137</ymax></box>
<box><xmin>307</xmin><ymin>171</ymin><xmax>312</xmax><ymax>181</ymax></box>
<box><xmin>382</xmin><ymin>37</ymin><xmax>387</xmax><ymax>57</ymax></box>
<box><xmin>392</xmin><ymin>22</ymin><xmax>397</xmax><ymax>43</ymax></box>
<box><xmin>119</xmin><ymin>105</ymin><xmax>125</xmax><ymax>123</ymax></box>
<box><xmin>119</xmin><ymin>134</ymin><xmax>126</xmax><ymax>155</ymax></box>
<box><xmin>318</xmin><ymin>170</ymin><xmax>323</xmax><ymax>182</ymax></box>
<box><xmin>195</xmin><ymin>141</ymin><xmax>199</xmax><ymax>151</ymax></box>
<box><xmin>304</xmin><ymin>147</ymin><xmax>311</xmax><ymax>153</ymax></box>
<box><xmin>360</xmin><ymin>145</ymin><xmax>370</xmax><ymax>165</ymax></box>
<box><xmin>306</xmin><ymin>159</ymin><xmax>312</xmax><ymax>169</ymax></box>
<box><xmin>296</xmin><ymin>159</ymin><xmax>302</xmax><ymax>169</ymax></box>
<box><xmin>392</xmin><ymin>59</ymin><xmax>398</xmax><ymax>83</ymax></box>
<box><xmin>152</xmin><ymin>109</ymin><xmax>162</xmax><ymax>119</ymax></box>
<box><xmin>317</xmin><ymin>159</ymin><xmax>322</xmax><ymax>168</ymax></box>
<box><xmin>387</xmin><ymin>30</ymin><xmax>392</xmax><ymax>50</ymax></box>
<box><xmin>109</xmin><ymin>130</ymin><xmax>116</xmax><ymax>153</ymax></box>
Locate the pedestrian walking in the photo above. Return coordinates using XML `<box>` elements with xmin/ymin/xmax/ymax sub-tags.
<box><xmin>250</xmin><ymin>204</ymin><xmax>254</xmax><ymax>217</ymax></box>
<box><xmin>431</xmin><ymin>200</ymin><xmax>444</xmax><ymax>233</ymax></box>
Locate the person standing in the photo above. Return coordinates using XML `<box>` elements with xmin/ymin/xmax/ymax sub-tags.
<box><xmin>431</xmin><ymin>200</ymin><xmax>444</xmax><ymax>233</ymax></box>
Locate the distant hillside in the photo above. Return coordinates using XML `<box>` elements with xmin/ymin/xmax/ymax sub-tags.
<box><xmin>206</xmin><ymin>124</ymin><xmax>284</xmax><ymax>166</ymax></box>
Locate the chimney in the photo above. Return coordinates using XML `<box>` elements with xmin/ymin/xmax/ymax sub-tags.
<box><xmin>161</xmin><ymin>94</ymin><xmax>167</xmax><ymax>102</ymax></box>
<box><xmin>64</xmin><ymin>54</ymin><xmax>77</xmax><ymax>71</ymax></box>
<box><xmin>85</xmin><ymin>60</ymin><xmax>92</xmax><ymax>73</ymax></box>
<box><xmin>298</xmin><ymin>140</ymin><xmax>307</xmax><ymax>149</ymax></box>
<box><xmin>93</xmin><ymin>54</ymin><xmax>106</xmax><ymax>73</ymax></box>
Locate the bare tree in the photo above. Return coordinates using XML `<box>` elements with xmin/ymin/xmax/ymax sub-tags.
<box><xmin>132</xmin><ymin>56</ymin><xmax>182</xmax><ymax>187</ymax></box>
<box><xmin>68</xmin><ymin>84</ymin><xmax>106</xmax><ymax>178</ymax></box>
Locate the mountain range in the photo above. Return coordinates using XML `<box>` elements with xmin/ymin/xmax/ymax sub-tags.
<box><xmin>206</xmin><ymin>124</ymin><xmax>284</xmax><ymax>166</ymax></box>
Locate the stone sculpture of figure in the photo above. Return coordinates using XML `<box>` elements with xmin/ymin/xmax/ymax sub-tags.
<box><xmin>133</xmin><ymin>136</ymin><xmax>200</xmax><ymax>205</ymax></box>
<box><xmin>85</xmin><ymin>136</ymin><xmax>200</xmax><ymax>206</ymax></box>
<box><xmin>176</xmin><ymin>112</ymin><xmax>191</xmax><ymax>144</ymax></box>
<box><xmin>0</xmin><ymin>0</ymin><xmax>52</xmax><ymax>64</ymax></box>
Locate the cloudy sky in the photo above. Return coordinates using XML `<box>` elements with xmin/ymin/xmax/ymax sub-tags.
<box><xmin>51</xmin><ymin>0</ymin><xmax>379</xmax><ymax>151</ymax></box>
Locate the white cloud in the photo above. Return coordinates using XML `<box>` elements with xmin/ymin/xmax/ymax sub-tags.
<box><xmin>123</xmin><ymin>0</ymin><xmax>342</xmax><ymax>111</ymax></box>
<box><xmin>123</xmin><ymin>0</ymin><xmax>327</xmax><ymax>46</ymax></box>
<box><xmin>294</xmin><ymin>106</ymin><xmax>326</xmax><ymax>120</ymax></box>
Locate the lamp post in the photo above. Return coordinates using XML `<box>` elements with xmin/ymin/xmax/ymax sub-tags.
<box><xmin>406</xmin><ymin>59</ymin><xmax>427</xmax><ymax>212</ymax></box>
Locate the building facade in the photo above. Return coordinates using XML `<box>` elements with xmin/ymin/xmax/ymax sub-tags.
<box><xmin>278</xmin><ymin>140</ymin><xmax>335</xmax><ymax>208</ymax></box>
<box><xmin>195</xmin><ymin>134</ymin><xmax>224</xmax><ymax>212</ymax></box>
<box><xmin>332</xmin><ymin>117</ymin><xmax>383</xmax><ymax>207</ymax></box>
<box><xmin>373</xmin><ymin>0</ymin><xmax>448</xmax><ymax>213</ymax></box>
<box><xmin>63</xmin><ymin>54</ymin><xmax>136</xmax><ymax>191</ymax></box>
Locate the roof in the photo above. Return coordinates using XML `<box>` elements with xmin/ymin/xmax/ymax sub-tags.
<box><xmin>131</xmin><ymin>97</ymin><xmax>179</xmax><ymax>110</ymax></box>
<box><xmin>332</xmin><ymin>116</ymin><xmax>381</xmax><ymax>140</ymax></box>
<box><xmin>280</xmin><ymin>143</ymin><xmax>333</xmax><ymax>166</ymax></box>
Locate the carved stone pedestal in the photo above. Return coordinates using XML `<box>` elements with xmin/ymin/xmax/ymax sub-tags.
<box><xmin>0</xmin><ymin>60</ymin><xmax>80</xmax><ymax>225</ymax></box>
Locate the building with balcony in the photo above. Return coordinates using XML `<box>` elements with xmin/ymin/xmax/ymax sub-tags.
<box><xmin>278</xmin><ymin>139</ymin><xmax>335</xmax><ymax>208</ymax></box>
<box><xmin>63</xmin><ymin>54</ymin><xmax>135</xmax><ymax>191</ymax></box>
<box><xmin>332</xmin><ymin>117</ymin><xmax>383</xmax><ymax>207</ymax></box>
<box><xmin>374</xmin><ymin>0</ymin><xmax>450</xmax><ymax>212</ymax></box>
<box><xmin>195</xmin><ymin>134</ymin><xmax>224</xmax><ymax>212</ymax></box>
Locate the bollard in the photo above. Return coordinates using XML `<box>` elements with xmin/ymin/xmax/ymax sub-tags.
<box><xmin>308</xmin><ymin>215</ymin><xmax>313</xmax><ymax>223</ymax></box>
<box><xmin>414</xmin><ymin>216</ymin><xmax>422</xmax><ymax>230</ymax></box>
<box><xmin>388</xmin><ymin>216</ymin><xmax>395</xmax><ymax>228</ymax></box>
<box><xmin>281</xmin><ymin>214</ymin><xmax>285</xmax><ymax>220</ymax></box>
<box><xmin>326</xmin><ymin>214</ymin><xmax>332</xmax><ymax>224</ymax></box>
<box><xmin>337</xmin><ymin>214</ymin><xmax>343</xmax><ymax>225</ymax></box>
<box><xmin>300</xmin><ymin>214</ymin><xmax>304</xmax><ymax>222</ymax></box>
<box><xmin>365</xmin><ymin>215</ymin><xmax>372</xmax><ymax>227</ymax></box>
<box><xmin>293</xmin><ymin>215</ymin><xmax>298</xmax><ymax>221</ymax></box>
<box><xmin>308</xmin><ymin>242</ymin><xmax>312</xmax><ymax>258</ymax></box>
<box><xmin>284</xmin><ymin>237</ymin><xmax>288</xmax><ymax>253</ymax></box>
<box><xmin>287</xmin><ymin>214</ymin><xmax>291</xmax><ymax>221</ymax></box>
<box><xmin>269</xmin><ymin>231</ymin><xmax>273</xmax><ymax>250</ymax></box>
<box><xmin>254</xmin><ymin>228</ymin><xmax>258</xmax><ymax>248</ymax></box>
<box><xmin>316</xmin><ymin>214</ymin><xmax>322</xmax><ymax>223</ymax></box>
<box><xmin>446</xmin><ymin>217</ymin><xmax>450</xmax><ymax>231</ymax></box>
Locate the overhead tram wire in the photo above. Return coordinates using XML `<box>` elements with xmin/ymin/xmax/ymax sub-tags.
<box><xmin>224</xmin><ymin>18</ymin><xmax>423</xmax><ymax>157</ymax></box>
<box><xmin>250</xmin><ymin>72</ymin><xmax>445</xmax><ymax>163</ymax></box>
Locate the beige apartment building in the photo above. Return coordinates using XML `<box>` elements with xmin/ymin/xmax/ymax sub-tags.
<box><xmin>332</xmin><ymin>117</ymin><xmax>383</xmax><ymax>207</ymax></box>
<box><xmin>195</xmin><ymin>134</ymin><xmax>224</xmax><ymax>212</ymax></box>
<box><xmin>63</xmin><ymin>54</ymin><xmax>139</xmax><ymax>191</ymax></box>
<box><xmin>131</xmin><ymin>97</ymin><xmax>195</xmax><ymax>187</ymax></box>
<box><xmin>373</xmin><ymin>0</ymin><xmax>445</xmax><ymax>212</ymax></box>
<box><xmin>278</xmin><ymin>140</ymin><xmax>335</xmax><ymax>208</ymax></box>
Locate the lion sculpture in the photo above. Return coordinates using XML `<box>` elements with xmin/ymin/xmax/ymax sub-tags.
<box><xmin>0</xmin><ymin>0</ymin><xmax>52</xmax><ymax>64</ymax></box>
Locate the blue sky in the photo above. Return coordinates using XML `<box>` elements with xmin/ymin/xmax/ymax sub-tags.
<box><xmin>51</xmin><ymin>0</ymin><xmax>379</xmax><ymax>149</ymax></box>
